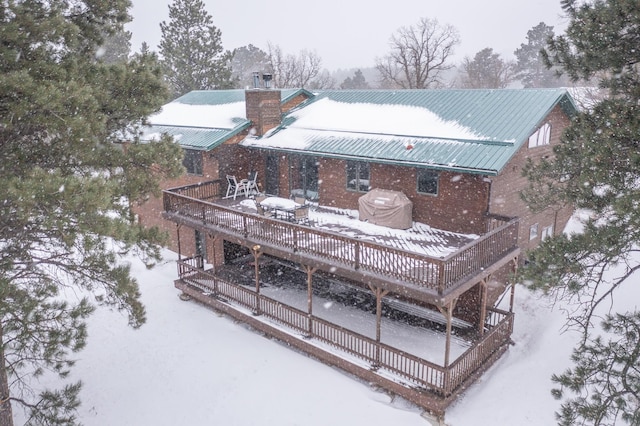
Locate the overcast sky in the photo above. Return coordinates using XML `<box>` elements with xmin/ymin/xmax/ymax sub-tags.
<box><xmin>127</xmin><ymin>0</ymin><xmax>569</xmax><ymax>71</ymax></box>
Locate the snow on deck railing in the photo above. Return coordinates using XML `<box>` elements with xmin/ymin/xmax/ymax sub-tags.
<box><xmin>176</xmin><ymin>258</ymin><xmax>514</xmax><ymax>398</ymax></box>
<box><xmin>164</xmin><ymin>181</ymin><xmax>519</xmax><ymax>295</ymax></box>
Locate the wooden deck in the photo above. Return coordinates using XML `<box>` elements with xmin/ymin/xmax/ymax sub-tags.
<box><xmin>162</xmin><ymin>180</ymin><xmax>520</xmax><ymax>306</ymax></box>
<box><xmin>163</xmin><ymin>179</ymin><xmax>520</xmax><ymax>415</ymax></box>
<box><xmin>175</xmin><ymin>256</ymin><xmax>514</xmax><ymax>416</ymax></box>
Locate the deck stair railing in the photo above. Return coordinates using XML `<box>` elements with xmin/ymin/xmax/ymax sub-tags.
<box><xmin>163</xmin><ymin>181</ymin><xmax>519</xmax><ymax>296</ymax></box>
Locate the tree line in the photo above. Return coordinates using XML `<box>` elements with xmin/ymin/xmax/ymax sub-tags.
<box><xmin>126</xmin><ymin>0</ymin><xmax>576</xmax><ymax>98</ymax></box>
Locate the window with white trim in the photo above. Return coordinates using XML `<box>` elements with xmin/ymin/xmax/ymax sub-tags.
<box><xmin>541</xmin><ymin>225</ymin><xmax>554</xmax><ymax>240</ymax></box>
<box><xmin>528</xmin><ymin>122</ymin><xmax>552</xmax><ymax>148</ymax></box>
<box><xmin>529</xmin><ymin>223</ymin><xmax>539</xmax><ymax>240</ymax></box>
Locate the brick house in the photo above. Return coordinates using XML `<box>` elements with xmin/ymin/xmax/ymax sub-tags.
<box><xmin>142</xmin><ymin>87</ymin><xmax>577</xmax><ymax>416</ymax></box>
<box><xmin>135</xmin><ymin>88</ymin><xmax>313</xmax><ymax>257</ymax></box>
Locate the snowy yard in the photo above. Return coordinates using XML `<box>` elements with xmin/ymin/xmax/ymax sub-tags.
<box><xmin>258</xmin><ymin>279</ymin><xmax>471</xmax><ymax>365</ymax></box>
<box><xmin>15</xmin><ymin>212</ymin><xmax>637</xmax><ymax>425</ymax></box>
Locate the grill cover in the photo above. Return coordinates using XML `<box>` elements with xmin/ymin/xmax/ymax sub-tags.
<box><xmin>358</xmin><ymin>188</ymin><xmax>413</xmax><ymax>229</ymax></box>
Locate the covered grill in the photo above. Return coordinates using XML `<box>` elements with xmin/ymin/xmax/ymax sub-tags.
<box><xmin>358</xmin><ymin>188</ymin><xmax>413</xmax><ymax>229</ymax></box>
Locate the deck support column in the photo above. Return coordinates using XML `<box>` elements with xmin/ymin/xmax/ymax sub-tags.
<box><xmin>251</xmin><ymin>245</ymin><xmax>263</xmax><ymax>316</ymax></box>
<box><xmin>208</xmin><ymin>234</ymin><xmax>219</xmax><ymax>295</ymax></box>
<box><xmin>304</xmin><ymin>265</ymin><xmax>317</xmax><ymax>337</ymax></box>
<box><xmin>367</xmin><ymin>284</ymin><xmax>389</xmax><ymax>367</ymax></box>
<box><xmin>478</xmin><ymin>276</ymin><xmax>491</xmax><ymax>336</ymax></box>
<box><xmin>510</xmin><ymin>256</ymin><xmax>519</xmax><ymax>313</ymax></box>
<box><xmin>207</xmin><ymin>233</ymin><xmax>217</xmax><ymax>274</ymax></box>
<box><xmin>437</xmin><ymin>298</ymin><xmax>458</xmax><ymax>368</ymax></box>
<box><xmin>176</xmin><ymin>224</ymin><xmax>182</xmax><ymax>260</ymax></box>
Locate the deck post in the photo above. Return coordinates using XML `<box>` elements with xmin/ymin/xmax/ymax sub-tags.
<box><xmin>509</xmin><ymin>256</ymin><xmax>519</xmax><ymax>313</ymax></box>
<box><xmin>305</xmin><ymin>265</ymin><xmax>317</xmax><ymax>337</ymax></box>
<box><xmin>208</xmin><ymin>233</ymin><xmax>216</xmax><ymax>275</ymax></box>
<box><xmin>437</xmin><ymin>261</ymin><xmax>446</xmax><ymax>295</ymax></box>
<box><xmin>209</xmin><ymin>234</ymin><xmax>218</xmax><ymax>295</ymax></box>
<box><xmin>438</xmin><ymin>298</ymin><xmax>458</xmax><ymax>368</ymax></box>
<box><xmin>368</xmin><ymin>284</ymin><xmax>389</xmax><ymax>367</ymax></box>
<box><xmin>478</xmin><ymin>277</ymin><xmax>490</xmax><ymax>336</ymax></box>
<box><xmin>252</xmin><ymin>245</ymin><xmax>263</xmax><ymax>315</ymax></box>
<box><xmin>176</xmin><ymin>224</ymin><xmax>182</xmax><ymax>261</ymax></box>
<box><xmin>354</xmin><ymin>240</ymin><xmax>360</xmax><ymax>270</ymax></box>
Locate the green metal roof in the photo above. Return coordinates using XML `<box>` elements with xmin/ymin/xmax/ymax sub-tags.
<box><xmin>144</xmin><ymin>88</ymin><xmax>313</xmax><ymax>151</ymax></box>
<box><xmin>256</xmin><ymin>129</ymin><xmax>514</xmax><ymax>174</ymax></box>
<box><xmin>140</xmin><ymin>123</ymin><xmax>251</xmax><ymax>151</ymax></box>
<box><xmin>243</xmin><ymin>88</ymin><xmax>578</xmax><ymax>175</ymax></box>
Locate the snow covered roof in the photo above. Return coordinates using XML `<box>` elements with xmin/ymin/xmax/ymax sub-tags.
<box><xmin>140</xmin><ymin>89</ymin><xmax>312</xmax><ymax>151</ymax></box>
<box><xmin>242</xmin><ymin>88</ymin><xmax>578</xmax><ymax>175</ymax></box>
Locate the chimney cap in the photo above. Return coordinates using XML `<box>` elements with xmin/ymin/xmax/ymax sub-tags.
<box><xmin>252</xmin><ymin>71</ymin><xmax>260</xmax><ymax>88</ymax></box>
<box><xmin>262</xmin><ymin>73</ymin><xmax>273</xmax><ymax>89</ymax></box>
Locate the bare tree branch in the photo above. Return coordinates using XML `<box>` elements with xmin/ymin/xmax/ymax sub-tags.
<box><xmin>375</xmin><ymin>17</ymin><xmax>459</xmax><ymax>89</ymax></box>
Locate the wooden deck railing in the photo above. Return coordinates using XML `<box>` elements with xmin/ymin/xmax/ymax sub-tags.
<box><xmin>444</xmin><ymin>307</ymin><xmax>514</xmax><ymax>394</ymax></box>
<box><xmin>177</xmin><ymin>258</ymin><xmax>513</xmax><ymax>397</ymax></box>
<box><xmin>165</xmin><ymin>179</ymin><xmax>224</xmax><ymax>200</ymax></box>
<box><xmin>163</xmin><ymin>181</ymin><xmax>519</xmax><ymax>296</ymax></box>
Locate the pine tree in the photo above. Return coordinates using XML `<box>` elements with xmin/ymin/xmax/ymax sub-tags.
<box><xmin>340</xmin><ymin>69</ymin><xmax>370</xmax><ymax>89</ymax></box>
<box><xmin>159</xmin><ymin>0</ymin><xmax>235</xmax><ymax>98</ymax></box>
<box><xmin>0</xmin><ymin>1</ymin><xmax>184</xmax><ymax>424</ymax></box>
<box><xmin>231</xmin><ymin>44</ymin><xmax>269</xmax><ymax>89</ymax></box>
<box><xmin>458</xmin><ymin>47</ymin><xmax>514</xmax><ymax>89</ymax></box>
<box><xmin>551</xmin><ymin>313</ymin><xmax>640</xmax><ymax>426</ymax></box>
<box><xmin>98</xmin><ymin>27</ymin><xmax>132</xmax><ymax>64</ymax></box>
<box><xmin>514</xmin><ymin>22</ymin><xmax>568</xmax><ymax>88</ymax></box>
<box><xmin>521</xmin><ymin>1</ymin><xmax>640</xmax><ymax>424</ymax></box>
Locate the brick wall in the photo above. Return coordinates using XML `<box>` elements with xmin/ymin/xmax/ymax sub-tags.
<box><xmin>134</xmin><ymin>148</ymin><xmax>221</xmax><ymax>255</ymax></box>
<box><xmin>318</xmin><ymin>159</ymin><xmax>491</xmax><ymax>235</ymax></box>
<box><xmin>488</xmin><ymin>105</ymin><xmax>574</xmax><ymax>254</ymax></box>
<box><xmin>245</xmin><ymin>90</ymin><xmax>282</xmax><ymax>136</ymax></box>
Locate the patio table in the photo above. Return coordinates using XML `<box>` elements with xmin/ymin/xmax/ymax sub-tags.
<box><xmin>259</xmin><ymin>197</ymin><xmax>303</xmax><ymax>222</ymax></box>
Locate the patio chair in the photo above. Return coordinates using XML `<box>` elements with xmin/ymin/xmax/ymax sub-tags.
<box><xmin>294</xmin><ymin>196</ymin><xmax>306</xmax><ymax>206</ymax></box>
<box><xmin>225</xmin><ymin>175</ymin><xmax>248</xmax><ymax>200</ymax></box>
<box><xmin>293</xmin><ymin>205</ymin><xmax>310</xmax><ymax>225</ymax></box>
<box><xmin>255</xmin><ymin>200</ymin><xmax>274</xmax><ymax>218</ymax></box>
<box><xmin>246</xmin><ymin>171</ymin><xmax>258</xmax><ymax>195</ymax></box>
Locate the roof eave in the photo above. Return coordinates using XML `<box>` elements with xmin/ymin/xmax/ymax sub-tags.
<box><xmin>243</xmin><ymin>144</ymin><xmax>498</xmax><ymax>176</ymax></box>
<box><xmin>280</xmin><ymin>88</ymin><xmax>315</xmax><ymax>105</ymax></box>
<box><xmin>199</xmin><ymin>121</ymin><xmax>252</xmax><ymax>151</ymax></box>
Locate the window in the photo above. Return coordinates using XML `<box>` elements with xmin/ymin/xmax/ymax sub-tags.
<box><xmin>346</xmin><ymin>161</ymin><xmax>370</xmax><ymax>192</ymax></box>
<box><xmin>290</xmin><ymin>155</ymin><xmax>319</xmax><ymax>200</ymax></box>
<box><xmin>528</xmin><ymin>122</ymin><xmax>552</xmax><ymax>148</ymax></box>
<box><xmin>529</xmin><ymin>223</ymin><xmax>539</xmax><ymax>240</ymax></box>
<box><xmin>183</xmin><ymin>149</ymin><xmax>203</xmax><ymax>175</ymax></box>
<box><xmin>417</xmin><ymin>169</ymin><xmax>439</xmax><ymax>195</ymax></box>
<box><xmin>541</xmin><ymin>225</ymin><xmax>554</xmax><ymax>240</ymax></box>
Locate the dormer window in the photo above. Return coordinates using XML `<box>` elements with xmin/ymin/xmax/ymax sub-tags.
<box><xmin>528</xmin><ymin>122</ymin><xmax>552</xmax><ymax>148</ymax></box>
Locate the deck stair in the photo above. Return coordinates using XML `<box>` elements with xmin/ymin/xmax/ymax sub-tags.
<box><xmin>384</xmin><ymin>298</ymin><xmax>472</xmax><ymax>329</ymax></box>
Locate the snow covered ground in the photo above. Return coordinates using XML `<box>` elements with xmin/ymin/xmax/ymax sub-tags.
<box><xmin>16</xmin><ymin>211</ymin><xmax>634</xmax><ymax>425</ymax></box>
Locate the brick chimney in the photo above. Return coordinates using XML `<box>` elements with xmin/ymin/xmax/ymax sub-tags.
<box><xmin>245</xmin><ymin>89</ymin><xmax>282</xmax><ymax>137</ymax></box>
